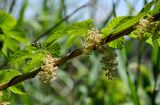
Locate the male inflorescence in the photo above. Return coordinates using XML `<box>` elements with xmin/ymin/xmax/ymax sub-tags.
<box><xmin>83</xmin><ymin>29</ymin><xmax>102</xmax><ymax>54</ymax></box>
<box><xmin>133</xmin><ymin>16</ymin><xmax>160</xmax><ymax>39</ymax></box>
<box><xmin>83</xmin><ymin>29</ymin><xmax>119</xmax><ymax>79</ymax></box>
<box><xmin>38</xmin><ymin>54</ymin><xmax>59</xmax><ymax>86</ymax></box>
<box><xmin>100</xmin><ymin>47</ymin><xmax>118</xmax><ymax>80</ymax></box>
<box><xmin>0</xmin><ymin>92</ymin><xmax>10</xmax><ymax>105</ymax></box>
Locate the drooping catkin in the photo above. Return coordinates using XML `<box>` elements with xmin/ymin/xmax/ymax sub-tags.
<box><xmin>132</xmin><ymin>16</ymin><xmax>160</xmax><ymax>39</ymax></box>
<box><xmin>38</xmin><ymin>54</ymin><xmax>59</xmax><ymax>86</ymax></box>
<box><xmin>99</xmin><ymin>46</ymin><xmax>118</xmax><ymax>79</ymax></box>
<box><xmin>0</xmin><ymin>92</ymin><xmax>10</xmax><ymax>105</ymax></box>
<box><xmin>83</xmin><ymin>29</ymin><xmax>102</xmax><ymax>54</ymax></box>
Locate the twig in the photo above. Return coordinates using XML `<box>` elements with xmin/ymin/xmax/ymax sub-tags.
<box><xmin>101</xmin><ymin>0</ymin><xmax>120</xmax><ymax>28</ymax></box>
<box><xmin>9</xmin><ymin>0</ymin><xmax>16</xmax><ymax>13</ymax></box>
<box><xmin>61</xmin><ymin>0</ymin><xmax>68</xmax><ymax>24</ymax></box>
<box><xmin>33</xmin><ymin>1</ymin><xmax>95</xmax><ymax>43</ymax></box>
<box><xmin>0</xmin><ymin>11</ymin><xmax>160</xmax><ymax>91</ymax></box>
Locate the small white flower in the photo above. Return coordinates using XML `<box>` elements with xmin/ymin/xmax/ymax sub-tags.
<box><xmin>38</xmin><ymin>54</ymin><xmax>59</xmax><ymax>86</ymax></box>
<box><xmin>83</xmin><ymin>29</ymin><xmax>102</xmax><ymax>54</ymax></box>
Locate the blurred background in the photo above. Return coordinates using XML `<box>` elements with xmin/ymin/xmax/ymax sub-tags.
<box><xmin>1</xmin><ymin>0</ymin><xmax>160</xmax><ymax>105</ymax></box>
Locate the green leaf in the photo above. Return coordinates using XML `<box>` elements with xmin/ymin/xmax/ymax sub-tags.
<box><xmin>146</xmin><ymin>36</ymin><xmax>154</xmax><ymax>46</ymax></box>
<box><xmin>101</xmin><ymin>1</ymin><xmax>154</xmax><ymax>44</ymax></box>
<box><xmin>150</xmin><ymin>0</ymin><xmax>160</xmax><ymax>15</ymax></box>
<box><xmin>66</xmin><ymin>19</ymin><xmax>93</xmax><ymax>36</ymax></box>
<box><xmin>8</xmin><ymin>49</ymin><xmax>33</xmax><ymax>68</ymax></box>
<box><xmin>129</xmin><ymin>30</ymin><xmax>138</xmax><ymax>39</ymax></box>
<box><xmin>0</xmin><ymin>10</ymin><xmax>16</xmax><ymax>27</ymax></box>
<box><xmin>45</xmin><ymin>29</ymin><xmax>67</xmax><ymax>45</ymax></box>
<box><xmin>23</xmin><ymin>53</ymin><xmax>44</xmax><ymax>73</ymax></box>
<box><xmin>66</xmin><ymin>34</ymin><xmax>78</xmax><ymax>48</ymax></box>
<box><xmin>6</xmin><ymin>27</ymin><xmax>29</xmax><ymax>45</ymax></box>
<box><xmin>111</xmin><ymin>16</ymin><xmax>139</xmax><ymax>35</ymax></box>
<box><xmin>46</xmin><ymin>42</ymin><xmax>60</xmax><ymax>56</ymax></box>
<box><xmin>138</xmin><ymin>1</ymin><xmax>154</xmax><ymax>16</ymax></box>
<box><xmin>46</xmin><ymin>19</ymin><xmax>93</xmax><ymax>45</ymax></box>
<box><xmin>145</xmin><ymin>33</ymin><xmax>159</xmax><ymax>47</ymax></box>
<box><xmin>8</xmin><ymin>84</ymin><xmax>26</xmax><ymax>95</ymax></box>
<box><xmin>8</xmin><ymin>44</ymin><xmax>45</xmax><ymax>73</ymax></box>
<box><xmin>2</xmin><ymin>38</ymin><xmax>19</xmax><ymax>56</ymax></box>
<box><xmin>101</xmin><ymin>16</ymin><xmax>126</xmax><ymax>38</ymax></box>
<box><xmin>108</xmin><ymin>37</ymin><xmax>124</xmax><ymax>48</ymax></box>
<box><xmin>0</xmin><ymin>10</ymin><xmax>29</xmax><ymax>56</ymax></box>
<box><xmin>8</xmin><ymin>45</ymin><xmax>43</xmax><ymax>68</ymax></box>
<box><xmin>0</xmin><ymin>69</ymin><xmax>20</xmax><ymax>83</ymax></box>
<box><xmin>108</xmin><ymin>2</ymin><xmax>154</xmax><ymax>36</ymax></box>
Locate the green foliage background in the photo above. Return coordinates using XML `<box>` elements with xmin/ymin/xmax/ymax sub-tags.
<box><xmin>0</xmin><ymin>0</ymin><xmax>160</xmax><ymax>105</ymax></box>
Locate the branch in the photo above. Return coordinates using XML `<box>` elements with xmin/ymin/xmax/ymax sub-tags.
<box><xmin>0</xmin><ymin>26</ymin><xmax>131</xmax><ymax>91</ymax></box>
<box><xmin>9</xmin><ymin>0</ymin><xmax>16</xmax><ymax>13</ymax></box>
<box><xmin>33</xmin><ymin>1</ymin><xmax>95</xmax><ymax>43</ymax></box>
<box><xmin>0</xmin><ymin>69</ymin><xmax>40</xmax><ymax>90</ymax></box>
<box><xmin>61</xmin><ymin>0</ymin><xmax>68</xmax><ymax>24</ymax></box>
<box><xmin>0</xmin><ymin>12</ymin><xmax>160</xmax><ymax>91</ymax></box>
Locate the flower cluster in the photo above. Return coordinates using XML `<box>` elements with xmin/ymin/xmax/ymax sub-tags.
<box><xmin>38</xmin><ymin>54</ymin><xmax>59</xmax><ymax>86</ymax></box>
<box><xmin>83</xmin><ymin>29</ymin><xmax>102</xmax><ymax>54</ymax></box>
<box><xmin>0</xmin><ymin>92</ymin><xmax>10</xmax><ymax>105</ymax></box>
<box><xmin>133</xmin><ymin>17</ymin><xmax>160</xmax><ymax>39</ymax></box>
<box><xmin>100</xmin><ymin>47</ymin><xmax>118</xmax><ymax>80</ymax></box>
<box><xmin>0</xmin><ymin>101</ymin><xmax>10</xmax><ymax>105</ymax></box>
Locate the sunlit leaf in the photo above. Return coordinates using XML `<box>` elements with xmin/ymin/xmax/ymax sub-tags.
<box><xmin>6</xmin><ymin>27</ymin><xmax>29</xmax><ymax>45</ymax></box>
<box><xmin>46</xmin><ymin>19</ymin><xmax>93</xmax><ymax>45</ymax></box>
<box><xmin>8</xmin><ymin>48</ymin><xmax>33</xmax><ymax>68</ymax></box>
<box><xmin>0</xmin><ymin>10</ymin><xmax>16</xmax><ymax>27</ymax></box>
<box><xmin>146</xmin><ymin>36</ymin><xmax>154</xmax><ymax>46</ymax></box>
<box><xmin>150</xmin><ymin>0</ymin><xmax>160</xmax><ymax>15</ymax></box>
<box><xmin>66</xmin><ymin>19</ymin><xmax>93</xmax><ymax>36</ymax></box>
<box><xmin>138</xmin><ymin>1</ymin><xmax>154</xmax><ymax>16</ymax></box>
<box><xmin>46</xmin><ymin>42</ymin><xmax>60</xmax><ymax>56</ymax></box>
<box><xmin>0</xmin><ymin>69</ymin><xmax>20</xmax><ymax>83</ymax></box>
<box><xmin>23</xmin><ymin>53</ymin><xmax>44</xmax><ymax>73</ymax></box>
<box><xmin>101</xmin><ymin>16</ymin><xmax>126</xmax><ymax>38</ymax></box>
<box><xmin>108</xmin><ymin>37</ymin><xmax>124</xmax><ymax>48</ymax></box>
<box><xmin>8</xmin><ymin>84</ymin><xmax>26</xmax><ymax>95</ymax></box>
<box><xmin>8</xmin><ymin>45</ymin><xmax>43</xmax><ymax>68</ymax></box>
<box><xmin>111</xmin><ymin>16</ymin><xmax>139</xmax><ymax>35</ymax></box>
<box><xmin>66</xmin><ymin>34</ymin><xmax>78</xmax><ymax>48</ymax></box>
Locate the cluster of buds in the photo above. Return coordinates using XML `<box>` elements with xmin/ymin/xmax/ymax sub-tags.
<box><xmin>38</xmin><ymin>54</ymin><xmax>59</xmax><ymax>86</ymax></box>
<box><xmin>100</xmin><ymin>47</ymin><xmax>118</xmax><ymax>80</ymax></box>
<box><xmin>83</xmin><ymin>29</ymin><xmax>102</xmax><ymax>54</ymax></box>
<box><xmin>0</xmin><ymin>92</ymin><xmax>10</xmax><ymax>105</ymax></box>
<box><xmin>0</xmin><ymin>101</ymin><xmax>10</xmax><ymax>105</ymax></box>
<box><xmin>133</xmin><ymin>17</ymin><xmax>160</xmax><ymax>39</ymax></box>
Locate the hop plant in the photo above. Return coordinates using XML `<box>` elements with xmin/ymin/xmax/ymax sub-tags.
<box><xmin>83</xmin><ymin>29</ymin><xmax>102</xmax><ymax>54</ymax></box>
<box><xmin>100</xmin><ymin>46</ymin><xmax>118</xmax><ymax>80</ymax></box>
<box><xmin>38</xmin><ymin>54</ymin><xmax>59</xmax><ymax>86</ymax></box>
